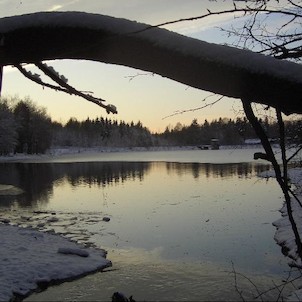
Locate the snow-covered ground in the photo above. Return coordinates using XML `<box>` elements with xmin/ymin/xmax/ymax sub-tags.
<box><xmin>0</xmin><ymin>223</ymin><xmax>111</xmax><ymax>301</ymax></box>
<box><xmin>0</xmin><ymin>146</ymin><xmax>196</xmax><ymax>163</ymax></box>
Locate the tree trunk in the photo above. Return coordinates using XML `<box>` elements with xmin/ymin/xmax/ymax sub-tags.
<box><xmin>0</xmin><ymin>65</ymin><xmax>2</xmax><ymax>96</ymax></box>
<box><xmin>242</xmin><ymin>99</ymin><xmax>302</xmax><ymax>261</ymax></box>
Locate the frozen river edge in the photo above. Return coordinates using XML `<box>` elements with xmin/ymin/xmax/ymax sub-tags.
<box><xmin>0</xmin><ymin>223</ymin><xmax>111</xmax><ymax>301</ymax></box>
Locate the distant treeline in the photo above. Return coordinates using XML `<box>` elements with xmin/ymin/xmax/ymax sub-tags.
<box><xmin>52</xmin><ymin>117</ymin><xmax>154</xmax><ymax>148</ymax></box>
<box><xmin>0</xmin><ymin>97</ymin><xmax>301</xmax><ymax>155</ymax></box>
<box><xmin>160</xmin><ymin>117</ymin><xmax>302</xmax><ymax>146</ymax></box>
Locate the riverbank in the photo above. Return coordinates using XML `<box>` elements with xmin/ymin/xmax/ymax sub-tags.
<box><xmin>0</xmin><ymin>144</ymin><xmax>268</xmax><ymax>163</ymax></box>
<box><xmin>0</xmin><ymin>223</ymin><xmax>111</xmax><ymax>301</ymax></box>
<box><xmin>0</xmin><ymin>145</ymin><xmax>278</xmax><ymax>168</ymax></box>
<box><xmin>0</xmin><ymin>146</ymin><xmax>196</xmax><ymax>163</ymax></box>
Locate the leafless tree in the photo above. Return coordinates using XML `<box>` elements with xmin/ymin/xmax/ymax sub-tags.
<box><xmin>221</xmin><ymin>0</ymin><xmax>302</xmax><ymax>61</ymax></box>
<box><xmin>154</xmin><ymin>0</ymin><xmax>302</xmax><ymax>61</ymax></box>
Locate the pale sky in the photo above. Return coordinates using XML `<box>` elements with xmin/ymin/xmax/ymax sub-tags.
<box><xmin>0</xmin><ymin>0</ymin><xmax>245</xmax><ymax>132</ymax></box>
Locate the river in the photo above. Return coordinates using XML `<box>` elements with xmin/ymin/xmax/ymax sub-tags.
<box><xmin>0</xmin><ymin>147</ymin><xmax>298</xmax><ymax>301</ymax></box>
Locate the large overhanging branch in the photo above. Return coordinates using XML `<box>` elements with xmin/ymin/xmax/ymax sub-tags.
<box><xmin>0</xmin><ymin>12</ymin><xmax>302</xmax><ymax>115</ymax></box>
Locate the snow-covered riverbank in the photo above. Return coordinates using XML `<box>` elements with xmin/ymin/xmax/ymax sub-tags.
<box><xmin>0</xmin><ymin>223</ymin><xmax>111</xmax><ymax>301</ymax></box>
<box><xmin>0</xmin><ymin>144</ymin><xmax>269</xmax><ymax>163</ymax></box>
<box><xmin>260</xmin><ymin>168</ymin><xmax>302</xmax><ymax>300</ymax></box>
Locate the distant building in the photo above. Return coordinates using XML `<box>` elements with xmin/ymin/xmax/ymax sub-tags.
<box><xmin>211</xmin><ymin>138</ymin><xmax>220</xmax><ymax>150</ymax></box>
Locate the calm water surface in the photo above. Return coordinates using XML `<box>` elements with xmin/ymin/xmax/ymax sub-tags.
<box><xmin>0</xmin><ymin>149</ymin><xmax>297</xmax><ymax>301</ymax></box>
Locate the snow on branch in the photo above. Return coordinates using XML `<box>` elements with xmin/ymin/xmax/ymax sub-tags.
<box><xmin>1</xmin><ymin>12</ymin><xmax>302</xmax><ymax>114</ymax></box>
<box><xmin>16</xmin><ymin>64</ymin><xmax>70</xmax><ymax>93</ymax></box>
<box><xmin>17</xmin><ymin>62</ymin><xmax>117</xmax><ymax>114</ymax></box>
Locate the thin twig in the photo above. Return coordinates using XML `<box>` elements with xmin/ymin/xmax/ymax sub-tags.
<box><xmin>254</xmin><ymin>271</ymin><xmax>302</xmax><ymax>299</ymax></box>
<box><xmin>287</xmin><ymin>145</ymin><xmax>302</xmax><ymax>164</ymax></box>
<box><xmin>230</xmin><ymin>261</ymin><xmax>265</xmax><ymax>301</ymax></box>
<box><xmin>231</xmin><ymin>261</ymin><xmax>246</xmax><ymax>302</ymax></box>
<box><xmin>135</xmin><ymin>6</ymin><xmax>301</xmax><ymax>34</ymax></box>
<box><xmin>124</xmin><ymin>72</ymin><xmax>154</xmax><ymax>82</ymax></box>
<box><xmin>289</xmin><ymin>187</ymin><xmax>302</xmax><ymax>208</ymax></box>
<box><xmin>162</xmin><ymin>95</ymin><xmax>223</xmax><ymax>120</ymax></box>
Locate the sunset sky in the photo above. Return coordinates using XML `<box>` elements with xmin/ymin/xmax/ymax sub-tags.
<box><xmin>1</xmin><ymin>0</ymin><xmax>247</xmax><ymax>132</ymax></box>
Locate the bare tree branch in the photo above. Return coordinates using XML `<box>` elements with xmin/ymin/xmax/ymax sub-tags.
<box><xmin>16</xmin><ymin>62</ymin><xmax>117</xmax><ymax>114</ymax></box>
<box><xmin>230</xmin><ymin>261</ymin><xmax>264</xmax><ymax>301</ymax></box>
<box><xmin>34</xmin><ymin>62</ymin><xmax>117</xmax><ymax>114</ymax></box>
<box><xmin>287</xmin><ymin>145</ymin><xmax>302</xmax><ymax>163</ymax></box>
<box><xmin>15</xmin><ymin>64</ymin><xmax>70</xmax><ymax>94</ymax></box>
<box><xmin>242</xmin><ymin>98</ymin><xmax>302</xmax><ymax>262</ymax></box>
<box><xmin>162</xmin><ymin>95</ymin><xmax>223</xmax><ymax>120</ymax></box>
<box><xmin>144</xmin><ymin>6</ymin><xmax>301</xmax><ymax>32</ymax></box>
<box><xmin>289</xmin><ymin>187</ymin><xmax>302</xmax><ymax>208</ymax></box>
<box><xmin>124</xmin><ymin>72</ymin><xmax>154</xmax><ymax>82</ymax></box>
<box><xmin>143</xmin><ymin>0</ymin><xmax>302</xmax><ymax>60</ymax></box>
<box><xmin>254</xmin><ymin>268</ymin><xmax>302</xmax><ymax>300</ymax></box>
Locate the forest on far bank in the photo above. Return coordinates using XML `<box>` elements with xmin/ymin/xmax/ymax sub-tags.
<box><xmin>0</xmin><ymin>97</ymin><xmax>301</xmax><ymax>155</ymax></box>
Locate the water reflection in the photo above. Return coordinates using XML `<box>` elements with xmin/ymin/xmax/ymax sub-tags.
<box><xmin>63</xmin><ymin>162</ymin><xmax>149</xmax><ymax>187</ymax></box>
<box><xmin>0</xmin><ymin>161</ymin><xmax>271</xmax><ymax>209</ymax></box>
<box><xmin>0</xmin><ymin>163</ymin><xmax>55</xmax><ymax>207</ymax></box>
<box><xmin>165</xmin><ymin>162</ymin><xmax>271</xmax><ymax>179</ymax></box>
<box><xmin>0</xmin><ymin>162</ymin><xmax>151</xmax><ymax>207</ymax></box>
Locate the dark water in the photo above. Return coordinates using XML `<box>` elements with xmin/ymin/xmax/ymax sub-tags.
<box><xmin>0</xmin><ymin>149</ymin><xmax>298</xmax><ymax>301</ymax></box>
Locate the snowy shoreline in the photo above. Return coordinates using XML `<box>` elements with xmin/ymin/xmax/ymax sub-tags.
<box><xmin>0</xmin><ymin>144</ymin><xmax>268</xmax><ymax>163</ymax></box>
<box><xmin>259</xmin><ymin>168</ymin><xmax>302</xmax><ymax>300</ymax></box>
<box><xmin>0</xmin><ymin>146</ymin><xmax>196</xmax><ymax>162</ymax></box>
<box><xmin>0</xmin><ymin>223</ymin><xmax>111</xmax><ymax>301</ymax></box>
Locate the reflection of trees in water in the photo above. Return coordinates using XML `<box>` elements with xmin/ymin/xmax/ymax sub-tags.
<box><xmin>0</xmin><ymin>161</ymin><xmax>271</xmax><ymax>208</ymax></box>
<box><xmin>0</xmin><ymin>163</ymin><xmax>55</xmax><ymax>207</ymax></box>
<box><xmin>0</xmin><ymin>162</ymin><xmax>151</xmax><ymax>207</ymax></box>
<box><xmin>165</xmin><ymin>162</ymin><xmax>272</xmax><ymax>179</ymax></box>
<box><xmin>59</xmin><ymin>162</ymin><xmax>150</xmax><ymax>187</ymax></box>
